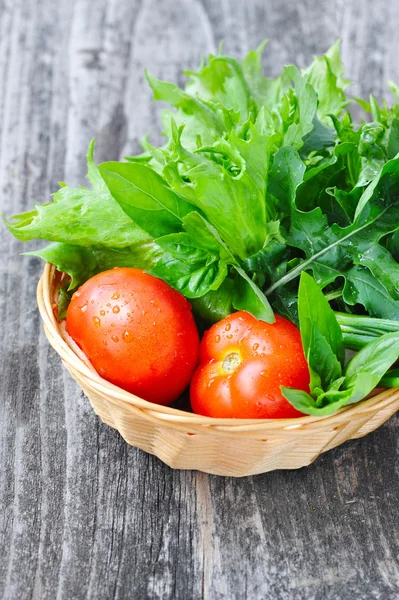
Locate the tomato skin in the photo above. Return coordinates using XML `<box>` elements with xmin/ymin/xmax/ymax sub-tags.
<box><xmin>190</xmin><ymin>311</ymin><xmax>309</xmax><ymax>419</ymax></box>
<box><xmin>66</xmin><ymin>268</ymin><xmax>200</xmax><ymax>405</ymax></box>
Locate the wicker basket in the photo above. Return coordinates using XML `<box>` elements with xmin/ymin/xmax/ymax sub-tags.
<box><xmin>37</xmin><ymin>264</ymin><xmax>399</xmax><ymax>477</ymax></box>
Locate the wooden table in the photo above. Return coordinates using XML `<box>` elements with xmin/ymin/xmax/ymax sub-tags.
<box><xmin>1</xmin><ymin>1</ymin><xmax>399</xmax><ymax>598</ymax></box>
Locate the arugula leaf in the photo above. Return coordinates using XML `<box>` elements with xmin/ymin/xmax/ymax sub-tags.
<box><xmin>343</xmin><ymin>266</ymin><xmax>399</xmax><ymax>320</ymax></box>
<box><xmin>243</xmin><ymin>227</ymin><xmax>288</xmax><ymax>284</ymax></box>
<box><xmin>266</xmin><ymin>156</ymin><xmax>399</xmax><ymax>300</ymax></box>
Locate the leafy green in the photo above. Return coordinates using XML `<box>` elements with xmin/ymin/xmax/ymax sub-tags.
<box><xmin>231</xmin><ymin>266</ymin><xmax>274</xmax><ymax>323</ymax></box>
<box><xmin>149</xmin><ymin>121</ymin><xmax>271</xmax><ymax>260</ymax></box>
<box><xmin>266</xmin><ymin>156</ymin><xmax>399</xmax><ymax>322</ymax></box>
<box><xmin>150</xmin><ymin>232</ymin><xmax>228</xmax><ymax>298</ymax></box>
<box><xmin>191</xmin><ymin>278</ymin><xmax>235</xmax><ymax>324</ymax></box>
<box><xmin>6</xmin><ymin>159</ymin><xmax>152</xmax><ymax>249</ymax></box>
<box><xmin>283</xmin><ymin>274</ymin><xmax>399</xmax><ymax>415</ymax></box>
<box><xmin>7</xmin><ymin>41</ymin><xmax>399</xmax><ymax>416</ymax></box>
<box><xmin>27</xmin><ymin>241</ymin><xmax>161</xmax><ymax>289</ymax></box>
<box><xmin>98</xmin><ymin>161</ymin><xmax>193</xmax><ymax>238</ymax></box>
<box><xmin>298</xmin><ymin>272</ymin><xmax>344</xmax><ymax>369</ymax></box>
<box><xmin>304</xmin><ymin>40</ymin><xmax>349</xmax><ymax>122</ymax></box>
<box><xmin>343</xmin><ymin>266</ymin><xmax>399</xmax><ymax>320</ymax></box>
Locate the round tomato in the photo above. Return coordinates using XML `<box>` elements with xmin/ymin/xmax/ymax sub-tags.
<box><xmin>66</xmin><ymin>268</ymin><xmax>200</xmax><ymax>405</ymax></box>
<box><xmin>190</xmin><ymin>311</ymin><xmax>309</xmax><ymax>419</ymax></box>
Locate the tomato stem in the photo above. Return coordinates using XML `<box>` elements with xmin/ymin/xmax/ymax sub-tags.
<box><xmin>222</xmin><ymin>352</ymin><xmax>241</xmax><ymax>373</ymax></box>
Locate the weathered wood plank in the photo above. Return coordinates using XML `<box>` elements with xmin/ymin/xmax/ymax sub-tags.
<box><xmin>0</xmin><ymin>1</ymin><xmax>398</xmax><ymax>599</ymax></box>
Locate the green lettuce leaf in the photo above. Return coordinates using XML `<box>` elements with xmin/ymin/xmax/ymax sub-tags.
<box><xmin>153</xmin><ymin>121</ymin><xmax>271</xmax><ymax>259</ymax></box>
<box><xmin>6</xmin><ymin>145</ymin><xmax>151</xmax><ymax>249</ymax></box>
<box><xmin>27</xmin><ymin>241</ymin><xmax>161</xmax><ymax>289</ymax></box>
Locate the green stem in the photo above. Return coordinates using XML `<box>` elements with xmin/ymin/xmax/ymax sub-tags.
<box><xmin>335</xmin><ymin>312</ymin><xmax>399</xmax><ymax>334</ymax></box>
<box><xmin>324</xmin><ymin>288</ymin><xmax>343</xmax><ymax>301</ymax></box>
<box><xmin>379</xmin><ymin>369</ymin><xmax>399</xmax><ymax>388</ymax></box>
<box><xmin>341</xmin><ymin>332</ymin><xmax>377</xmax><ymax>350</ymax></box>
<box><xmin>335</xmin><ymin>312</ymin><xmax>399</xmax><ymax>350</ymax></box>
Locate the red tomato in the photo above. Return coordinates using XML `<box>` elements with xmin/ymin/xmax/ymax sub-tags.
<box><xmin>66</xmin><ymin>268</ymin><xmax>200</xmax><ymax>405</ymax></box>
<box><xmin>190</xmin><ymin>311</ymin><xmax>309</xmax><ymax>418</ymax></box>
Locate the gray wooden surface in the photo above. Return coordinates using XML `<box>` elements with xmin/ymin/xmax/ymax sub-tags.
<box><xmin>1</xmin><ymin>1</ymin><xmax>399</xmax><ymax>598</ymax></box>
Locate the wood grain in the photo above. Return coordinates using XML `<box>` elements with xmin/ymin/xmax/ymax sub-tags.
<box><xmin>0</xmin><ymin>0</ymin><xmax>398</xmax><ymax>598</ymax></box>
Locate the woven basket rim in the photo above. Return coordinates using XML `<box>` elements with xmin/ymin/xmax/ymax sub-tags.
<box><xmin>37</xmin><ymin>263</ymin><xmax>398</xmax><ymax>433</ymax></box>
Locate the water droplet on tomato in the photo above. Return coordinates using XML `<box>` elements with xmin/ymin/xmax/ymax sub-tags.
<box><xmin>226</xmin><ymin>334</ymin><xmax>233</xmax><ymax>339</ymax></box>
<box><xmin>122</xmin><ymin>330</ymin><xmax>133</xmax><ymax>343</ymax></box>
<box><xmin>112</xmin><ymin>306</ymin><xmax>120</xmax><ymax>314</ymax></box>
<box><xmin>111</xmin><ymin>335</ymin><xmax>119</xmax><ymax>343</ymax></box>
<box><xmin>252</xmin><ymin>343</ymin><xmax>259</xmax><ymax>351</ymax></box>
<box><xmin>79</xmin><ymin>303</ymin><xmax>88</xmax><ymax>313</ymax></box>
<box><xmin>112</xmin><ymin>293</ymin><xmax>120</xmax><ymax>300</ymax></box>
<box><xmin>74</xmin><ymin>292</ymin><xmax>81</xmax><ymax>298</ymax></box>
<box><xmin>100</xmin><ymin>310</ymin><xmax>105</xmax><ymax>316</ymax></box>
<box><xmin>215</xmin><ymin>335</ymin><xmax>221</xmax><ymax>343</ymax></box>
<box><xmin>106</xmin><ymin>303</ymin><xmax>111</xmax><ymax>307</ymax></box>
<box><xmin>225</xmin><ymin>323</ymin><xmax>231</xmax><ymax>332</ymax></box>
<box><xmin>92</xmin><ymin>316</ymin><xmax>101</xmax><ymax>327</ymax></box>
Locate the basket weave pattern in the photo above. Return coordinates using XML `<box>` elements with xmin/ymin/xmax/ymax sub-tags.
<box><xmin>37</xmin><ymin>264</ymin><xmax>399</xmax><ymax>476</ymax></box>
